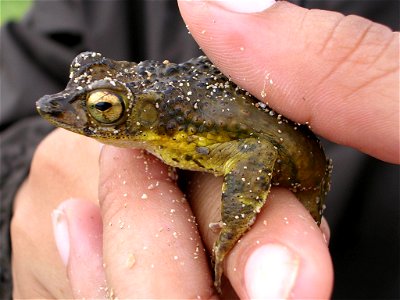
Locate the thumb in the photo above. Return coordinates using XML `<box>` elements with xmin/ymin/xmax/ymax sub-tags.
<box><xmin>178</xmin><ymin>0</ymin><xmax>399</xmax><ymax>163</ymax></box>
<box><xmin>51</xmin><ymin>198</ymin><xmax>106</xmax><ymax>298</ymax></box>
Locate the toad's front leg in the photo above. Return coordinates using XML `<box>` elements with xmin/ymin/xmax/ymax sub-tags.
<box><xmin>209</xmin><ymin>138</ymin><xmax>278</xmax><ymax>293</ymax></box>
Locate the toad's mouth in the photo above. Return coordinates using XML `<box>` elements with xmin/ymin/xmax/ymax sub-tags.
<box><xmin>36</xmin><ymin>94</ymin><xmax>88</xmax><ymax>133</ymax></box>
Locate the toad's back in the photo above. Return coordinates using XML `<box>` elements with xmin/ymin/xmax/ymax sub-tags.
<box><xmin>37</xmin><ymin>52</ymin><xmax>332</xmax><ymax>293</ymax></box>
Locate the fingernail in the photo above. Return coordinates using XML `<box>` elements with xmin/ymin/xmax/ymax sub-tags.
<box><xmin>51</xmin><ymin>208</ymin><xmax>70</xmax><ymax>266</ymax></box>
<box><xmin>212</xmin><ymin>0</ymin><xmax>276</xmax><ymax>13</ymax></box>
<box><xmin>245</xmin><ymin>244</ymin><xmax>299</xmax><ymax>299</ymax></box>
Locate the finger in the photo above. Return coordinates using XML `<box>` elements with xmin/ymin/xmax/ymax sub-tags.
<box><xmin>320</xmin><ymin>217</ymin><xmax>331</xmax><ymax>245</ymax></box>
<box><xmin>52</xmin><ymin>198</ymin><xmax>106</xmax><ymax>298</ymax></box>
<box><xmin>238</xmin><ymin>189</ymin><xmax>333</xmax><ymax>299</ymax></box>
<box><xmin>187</xmin><ymin>173</ymin><xmax>333</xmax><ymax>299</ymax></box>
<box><xmin>98</xmin><ymin>147</ymin><xmax>215</xmax><ymax>299</ymax></box>
<box><xmin>29</xmin><ymin>128</ymin><xmax>100</xmax><ymax>203</ymax></box>
<box><xmin>11</xmin><ymin>129</ymin><xmax>100</xmax><ymax>298</ymax></box>
<box><xmin>178</xmin><ymin>0</ymin><xmax>399</xmax><ymax>163</ymax></box>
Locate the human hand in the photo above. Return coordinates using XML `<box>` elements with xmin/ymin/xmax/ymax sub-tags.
<box><xmin>12</xmin><ymin>129</ymin><xmax>209</xmax><ymax>298</ymax></box>
<box><xmin>11</xmin><ymin>130</ymin><xmax>100</xmax><ymax>298</ymax></box>
<box><xmin>177</xmin><ymin>0</ymin><xmax>398</xmax><ymax>297</ymax></box>
<box><xmin>12</xmin><ymin>129</ymin><xmax>331</xmax><ymax>299</ymax></box>
<box><xmin>178</xmin><ymin>0</ymin><xmax>399</xmax><ymax>165</ymax></box>
<box><xmin>13</xmin><ymin>1</ymin><xmax>398</xmax><ymax>298</ymax></box>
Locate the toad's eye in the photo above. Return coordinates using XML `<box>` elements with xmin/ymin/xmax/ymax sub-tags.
<box><xmin>87</xmin><ymin>90</ymin><xmax>124</xmax><ymax>124</ymax></box>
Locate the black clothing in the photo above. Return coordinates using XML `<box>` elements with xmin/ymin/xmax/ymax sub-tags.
<box><xmin>1</xmin><ymin>1</ymin><xmax>398</xmax><ymax>299</ymax></box>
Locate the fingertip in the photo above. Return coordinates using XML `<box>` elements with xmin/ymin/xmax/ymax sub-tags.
<box><xmin>179</xmin><ymin>0</ymin><xmax>398</xmax><ymax>163</ymax></box>
<box><xmin>179</xmin><ymin>0</ymin><xmax>277</xmax><ymax>15</ymax></box>
<box><xmin>225</xmin><ymin>189</ymin><xmax>333</xmax><ymax>299</ymax></box>
<box><xmin>245</xmin><ymin>244</ymin><xmax>300</xmax><ymax>299</ymax></box>
<box><xmin>53</xmin><ymin>198</ymin><xmax>106</xmax><ymax>298</ymax></box>
<box><xmin>98</xmin><ymin>146</ymin><xmax>171</xmax><ymax>183</ymax></box>
<box><xmin>320</xmin><ymin>217</ymin><xmax>331</xmax><ymax>245</ymax></box>
<box><xmin>97</xmin><ymin>148</ymin><xmax>213</xmax><ymax>298</ymax></box>
<box><xmin>97</xmin><ymin>146</ymin><xmax>174</xmax><ymax>217</ymax></box>
<box><xmin>51</xmin><ymin>207</ymin><xmax>70</xmax><ymax>267</ymax></box>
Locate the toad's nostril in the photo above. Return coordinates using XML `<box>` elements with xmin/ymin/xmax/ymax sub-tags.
<box><xmin>49</xmin><ymin>99</ymin><xmax>60</xmax><ymax>107</ymax></box>
<box><xmin>36</xmin><ymin>95</ymin><xmax>65</xmax><ymax>116</ymax></box>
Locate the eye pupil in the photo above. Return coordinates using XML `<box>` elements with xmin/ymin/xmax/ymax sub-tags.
<box><xmin>95</xmin><ymin>102</ymin><xmax>112</xmax><ymax>111</ymax></box>
<box><xmin>87</xmin><ymin>90</ymin><xmax>125</xmax><ymax>124</ymax></box>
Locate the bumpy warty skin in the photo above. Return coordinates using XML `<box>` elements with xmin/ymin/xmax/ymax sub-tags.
<box><xmin>37</xmin><ymin>52</ymin><xmax>332</xmax><ymax>292</ymax></box>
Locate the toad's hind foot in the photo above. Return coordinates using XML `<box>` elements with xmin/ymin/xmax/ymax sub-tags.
<box><xmin>211</xmin><ymin>138</ymin><xmax>277</xmax><ymax>292</ymax></box>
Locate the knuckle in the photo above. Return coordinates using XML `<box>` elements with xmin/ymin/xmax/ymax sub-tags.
<box><xmin>320</xmin><ymin>14</ymin><xmax>373</xmax><ymax>60</ymax></box>
<box><xmin>99</xmin><ymin>190</ymin><xmax>126</xmax><ymax>226</ymax></box>
<box><xmin>307</xmin><ymin>14</ymin><xmax>397</xmax><ymax>110</ymax></box>
<box><xmin>11</xmin><ymin>184</ymin><xmax>32</xmax><ymax>238</ymax></box>
<box><xmin>31</xmin><ymin>129</ymin><xmax>67</xmax><ymax>175</ymax></box>
<box><xmin>318</xmin><ymin>13</ymin><xmax>395</xmax><ymax>69</ymax></box>
<box><xmin>98</xmin><ymin>173</ymin><xmax>125</xmax><ymax>222</ymax></box>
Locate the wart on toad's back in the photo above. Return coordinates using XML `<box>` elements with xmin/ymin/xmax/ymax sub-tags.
<box><xmin>36</xmin><ymin>52</ymin><xmax>332</xmax><ymax>293</ymax></box>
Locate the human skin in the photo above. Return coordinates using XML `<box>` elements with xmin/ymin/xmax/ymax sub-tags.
<box><xmin>11</xmin><ymin>0</ymin><xmax>398</xmax><ymax>299</ymax></box>
<box><xmin>12</xmin><ymin>129</ymin><xmax>331</xmax><ymax>299</ymax></box>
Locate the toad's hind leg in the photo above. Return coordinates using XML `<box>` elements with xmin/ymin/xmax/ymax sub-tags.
<box><xmin>295</xmin><ymin>189</ymin><xmax>323</xmax><ymax>224</ymax></box>
<box><xmin>211</xmin><ymin>138</ymin><xmax>277</xmax><ymax>292</ymax></box>
<box><xmin>295</xmin><ymin>158</ymin><xmax>332</xmax><ymax>225</ymax></box>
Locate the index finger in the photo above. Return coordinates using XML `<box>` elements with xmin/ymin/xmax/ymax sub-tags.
<box><xmin>186</xmin><ymin>172</ymin><xmax>333</xmax><ymax>299</ymax></box>
<box><xmin>98</xmin><ymin>147</ymin><xmax>215</xmax><ymax>298</ymax></box>
<box><xmin>178</xmin><ymin>0</ymin><xmax>399</xmax><ymax>163</ymax></box>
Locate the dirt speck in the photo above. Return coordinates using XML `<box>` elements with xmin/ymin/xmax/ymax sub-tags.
<box><xmin>126</xmin><ymin>253</ymin><xmax>136</xmax><ymax>268</ymax></box>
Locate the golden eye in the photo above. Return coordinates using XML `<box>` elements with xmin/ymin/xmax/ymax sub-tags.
<box><xmin>87</xmin><ymin>90</ymin><xmax>124</xmax><ymax>124</ymax></box>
